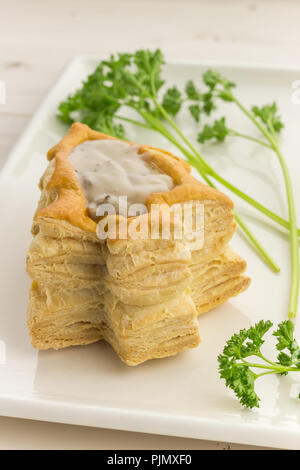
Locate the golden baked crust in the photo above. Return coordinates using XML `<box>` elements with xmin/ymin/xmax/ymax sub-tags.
<box><xmin>26</xmin><ymin>122</ymin><xmax>250</xmax><ymax>365</ymax></box>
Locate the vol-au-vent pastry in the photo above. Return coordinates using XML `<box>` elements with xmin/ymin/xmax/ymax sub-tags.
<box><xmin>26</xmin><ymin>122</ymin><xmax>250</xmax><ymax>365</ymax></box>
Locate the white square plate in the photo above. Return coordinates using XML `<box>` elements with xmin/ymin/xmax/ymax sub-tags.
<box><xmin>1</xmin><ymin>57</ymin><xmax>300</xmax><ymax>449</ymax></box>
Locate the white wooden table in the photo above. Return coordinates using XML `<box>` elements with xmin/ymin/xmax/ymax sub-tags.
<box><xmin>1</xmin><ymin>0</ymin><xmax>299</xmax><ymax>450</ymax></box>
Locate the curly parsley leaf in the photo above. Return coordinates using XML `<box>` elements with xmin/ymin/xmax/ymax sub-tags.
<box><xmin>184</xmin><ymin>81</ymin><xmax>216</xmax><ymax>119</ymax></box>
<box><xmin>202</xmin><ymin>69</ymin><xmax>236</xmax><ymax>91</ymax></box>
<box><xmin>188</xmin><ymin>104</ymin><xmax>201</xmax><ymax>122</ymax></box>
<box><xmin>162</xmin><ymin>87</ymin><xmax>182</xmax><ymax>116</ymax></box>
<box><xmin>274</xmin><ymin>320</ymin><xmax>300</xmax><ymax>367</ymax></box>
<box><xmin>252</xmin><ymin>102</ymin><xmax>284</xmax><ymax>134</ymax></box>
<box><xmin>218</xmin><ymin>320</ymin><xmax>300</xmax><ymax>409</ymax></box>
<box><xmin>202</xmin><ymin>92</ymin><xmax>217</xmax><ymax>114</ymax></box>
<box><xmin>218</xmin><ymin>355</ymin><xmax>260</xmax><ymax>409</ymax></box>
<box><xmin>57</xmin><ymin>49</ymin><xmax>166</xmax><ymax>136</ymax></box>
<box><xmin>185</xmin><ymin>80</ymin><xmax>202</xmax><ymax>101</ymax></box>
<box><xmin>197</xmin><ymin>117</ymin><xmax>230</xmax><ymax>143</ymax></box>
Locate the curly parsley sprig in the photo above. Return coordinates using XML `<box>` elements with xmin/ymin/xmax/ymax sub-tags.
<box><xmin>186</xmin><ymin>70</ymin><xmax>299</xmax><ymax>319</ymax></box>
<box><xmin>219</xmin><ymin>320</ymin><xmax>300</xmax><ymax>408</ymax></box>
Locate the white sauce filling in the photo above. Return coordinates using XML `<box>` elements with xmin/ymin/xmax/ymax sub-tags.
<box><xmin>68</xmin><ymin>139</ymin><xmax>174</xmax><ymax>218</ymax></box>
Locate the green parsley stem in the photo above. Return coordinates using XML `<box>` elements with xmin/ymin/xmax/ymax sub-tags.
<box><xmin>239</xmin><ymin>357</ymin><xmax>296</xmax><ymax>372</ymax></box>
<box><xmin>192</xmin><ymin>160</ymin><xmax>279</xmax><ymax>272</ymax></box>
<box><xmin>256</xmin><ymin>352</ymin><xmax>279</xmax><ymax>367</ymax></box>
<box><xmin>273</xmin><ymin>145</ymin><xmax>299</xmax><ymax>318</ymax></box>
<box><xmin>229</xmin><ymin>130</ymin><xmax>272</xmax><ymax>149</ymax></box>
<box><xmin>231</xmin><ymin>96</ymin><xmax>299</xmax><ymax>319</ymax></box>
<box><xmin>241</xmin><ymin>362</ymin><xmax>297</xmax><ymax>373</ymax></box>
<box><xmin>232</xmin><ymin>213</ymin><xmax>280</xmax><ymax>272</ymax></box>
<box><xmin>255</xmin><ymin>371</ymin><xmax>278</xmax><ymax>379</ymax></box>
<box><xmin>115</xmin><ymin>115</ymin><xmax>154</xmax><ymax>130</ymax></box>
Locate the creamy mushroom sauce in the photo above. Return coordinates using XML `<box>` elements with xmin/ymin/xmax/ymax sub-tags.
<box><xmin>68</xmin><ymin>139</ymin><xmax>174</xmax><ymax>218</ymax></box>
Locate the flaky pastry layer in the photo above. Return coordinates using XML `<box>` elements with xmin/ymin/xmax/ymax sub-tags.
<box><xmin>26</xmin><ymin>123</ymin><xmax>250</xmax><ymax>365</ymax></box>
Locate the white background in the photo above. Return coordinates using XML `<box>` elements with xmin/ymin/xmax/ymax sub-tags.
<box><xmin>1</xmin><ymin>0</ymin><xmax>300</xmax><ymax>450</ymax></box>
